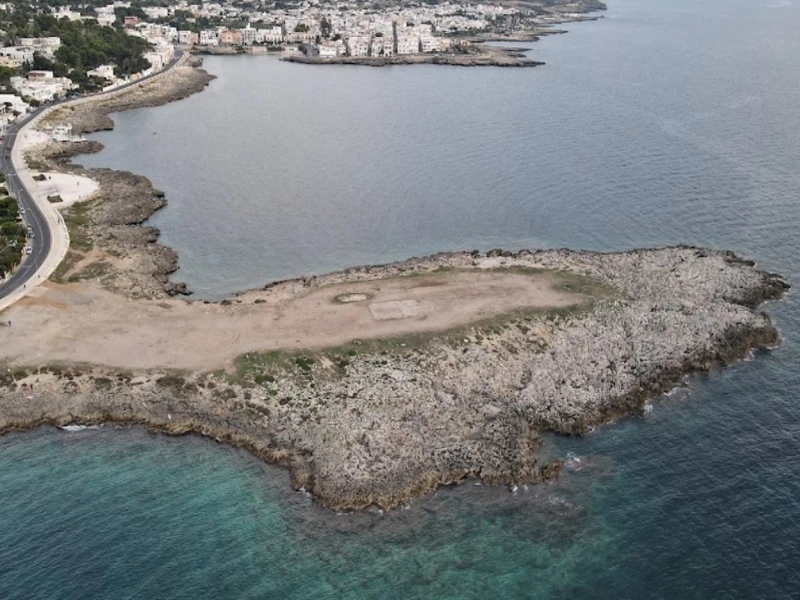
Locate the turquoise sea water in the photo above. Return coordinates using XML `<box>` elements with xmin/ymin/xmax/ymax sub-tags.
<box><xmin>4</xmin><ymin>0</ymin><xmax>800</xmax><ymax>597</ymax></box>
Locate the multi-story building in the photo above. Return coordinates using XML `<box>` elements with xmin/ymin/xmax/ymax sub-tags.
<box><xmin>256</xmin><ymin>27</ymin><xmax>284</xmax><ymax>44</ymax></box>
<box><xmin>178</xmin><ymin>30</ymin><xmax>194</xmax><ymax>45</ymax></box>
<box><xmin>19</xmin><ymin>37</ymin><xmax>62</xmax><ymax>54</ymax></box>
<box><xmin>241</xmin><ymin>26</ymin><xmax>257</xmax><ymax>45</ymax></box>
<box><xmin>286</xmin><ymin>30</ymin><xmax>315</xmax><ymax>44</ymax></box>
<box><xmin>143</xmin><ymin>43</ymin><xmax>174</xmax><ymax>71</ymax></box>
<box><xmin>219</xmin><ymin>29</ymin><xmax>244</xmax><ymax>46</ymax></box>
<box><xmin>396</xmin><ymin>35</ymin><xmax>419</xmax><ymax>55</ymax></box>
<box><xmin>420</xmin><ymin>35</ymin><xmax>441</xmax><ymax>53</ymax></box>
<box><xmin>346</xmin><ymin>36</ymin><xmax>370</xmax><ymax>57</ymax></box>
<box><xmin>0</xmin><ymin>47</ymin><xmax>34</xmax><ymax>65</ymax></box>
<box><xmin>10</xmin><ymin>72</ymin><xmax>75</xmax><ymax>103</ymax></box>
<box><xmin>370</xmin><ymin>36</ymin><xmax>394</xmax><ymax>57</ymax></box>
<box><xmin>199</xmin><ymin>30</ymin><xmax>219</xmax><ymax>46</ymax></box>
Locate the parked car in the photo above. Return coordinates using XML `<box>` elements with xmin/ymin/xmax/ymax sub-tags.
<box><xmin>25</xmin><ymin>246</ymin><xmax>32</xmax><ymax>255</ymax></box>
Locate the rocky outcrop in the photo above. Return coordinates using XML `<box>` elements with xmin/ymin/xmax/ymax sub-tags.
<box><xmin>0</xmin><ymin>247</ymin><xmax>789</xmax><ymax>511</ymax></box>
<box><xmin>44</xmin><ymin>56</ymin><xmax>215</xmax><ymax>136</ymax></box>
<box><xmin>283</xmin><ymin>46</ymin><xmax>544</xmax><ymax>68</ymax></box>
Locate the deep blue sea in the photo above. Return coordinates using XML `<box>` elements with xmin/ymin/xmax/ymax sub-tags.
<box><xmin>3</xmin><ymin>0</ymin><xmax>800</xmax><ymax>597</ymax></box>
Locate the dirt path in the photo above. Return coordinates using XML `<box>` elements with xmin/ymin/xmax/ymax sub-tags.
<box><xmin>0</xmin><ymin>269</ymin><xmax>580</xmax><ymax>370</ymax></box>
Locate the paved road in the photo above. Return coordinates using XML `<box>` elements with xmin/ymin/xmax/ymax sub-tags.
<box><xmin>0</xmin><ymin>48</ymin><xmax>183</xmax><ymax>304</ymax></box>
<box><xmin>0</xmin><ymin>115</ymin><xmax>52</xmax><ymax>302</ymax></box>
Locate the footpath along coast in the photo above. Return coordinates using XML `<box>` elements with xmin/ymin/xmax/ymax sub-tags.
<box><xmin>0</xmin><ymin>48</ymin><xmax>192</xmax><ymax>313</ymax></box>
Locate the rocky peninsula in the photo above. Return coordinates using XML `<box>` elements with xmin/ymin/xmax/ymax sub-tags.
<box><xmin>0</xmin><ymin>246</ymin><xmax>789</xmax><ymax>511</ymax></box>
<box><xmin>0</xmin><ymin>49</ymin><xmax>790</xmax><ymax>513</ymax></box>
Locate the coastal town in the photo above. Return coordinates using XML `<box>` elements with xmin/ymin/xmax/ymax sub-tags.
<box><xmin>0</xmin><ymin>0</ymin><xmax>602</xmax><ymax>277</ymax></box>
<box><xmin>0</xmin><ymin>0</ymin><xmax>603</xmax><ymax>112</ymax></box>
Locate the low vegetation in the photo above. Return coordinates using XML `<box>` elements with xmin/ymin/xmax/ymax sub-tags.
<box><xmin>230</xmin><ymin>268</ymin><xmax>615</xmax><ymax>389</ymax></box>
<box><xmin>61</xmin><ymin>196</ymin><xmax>95</xmax><ymax>251</ymax></box>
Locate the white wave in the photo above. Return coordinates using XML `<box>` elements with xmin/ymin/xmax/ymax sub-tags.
<box><xmin>59</xmin><ymin>424</ymin><xmax>99</xmax><ymax>432</ymax></box>
<box><xmin>565</xmin><ymin>452</ymin><xmax>584</xmax><ymax>471</ymax></box>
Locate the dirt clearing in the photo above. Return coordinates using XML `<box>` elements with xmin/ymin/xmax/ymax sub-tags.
<box><xmin>0</xmin><ymin>269</ymin><xmax>586</xmax><ymax>370</ymax></box>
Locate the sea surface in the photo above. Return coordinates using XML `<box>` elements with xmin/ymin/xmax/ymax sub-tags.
<box><xmin>3</xmin><ymin>0</ymin><xmax>800</xmax><ymax>597</ymax></box>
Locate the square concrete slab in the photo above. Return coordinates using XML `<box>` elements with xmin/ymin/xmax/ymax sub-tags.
<box><xmin>368</xmin><ymin>300</ymin><xmax>422</xmax><ymax>321</ymax></box>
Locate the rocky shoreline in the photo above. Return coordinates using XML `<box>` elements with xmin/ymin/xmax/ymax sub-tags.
<box><xmin>25</xmin><ymin>55</ymin><xmax>215</xmax><ymax>298</ymax></box>
<box><xmin>0</xmin><ymin>247</ymin><xmax>789</xmax><ymax>511</ymax></box>
<box><xmin>283</xmin><ymin>45</ymin><xmax>544</xmax><ymax>68</ymax></box>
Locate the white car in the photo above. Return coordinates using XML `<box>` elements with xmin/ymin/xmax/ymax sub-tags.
<box><xmin>25</xmin><ymin>246</ymin><xmax>32</xmax><ymax>255</ymax></box>
<box><xmin>19</xmin><ymin>207</ymin><xmax>25</xmax><ymax>215</ymax></box>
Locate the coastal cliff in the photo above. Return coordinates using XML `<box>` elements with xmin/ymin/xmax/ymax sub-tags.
<box><xmin>0</xmin><ymin>247</ymin><xmax>788</xmax><ymax>511</ymax></box>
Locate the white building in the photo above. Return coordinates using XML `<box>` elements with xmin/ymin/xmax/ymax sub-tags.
<box><xmin>178</xmin><ymin>30</ymin><xmax>194</xmax><ymax>45</ymax></box>
<box><xmin>199</xmin><ymin>30</ymin><xmax>219</xmax><ymax>46</ymax></box>
<box><xmin>396</xmin><ymin>35</ymin><xmax>419</xmax><ymax>55</ymax></box>
<box><xmin>241</xmin><ymin>26</ymin><xmax>257</xmax><ymax>45</ymax></box>
<box><xmin>10</xmin><ymin>73</ymin><xmax>74</xmax><ymax>103</ymax></box>
<box><xmin>51</xmin><ymin>6</ymin><xmax>82</xmax><ymax>21</ymax></box>
<box><xmin>143</xmin><ymin>6</ymin><xmax>170</xmax><ymax>19</ymax></box>
<box><xmin>87</xmin><ymin>64</ymin><xmax>116</xmax><ymax>82</ymax></box>
<box><xmin>256</xmin><ymin>26</ymin><xmax>284</xmax><ymax>44</ymax></box>
<box><xmin>0</xmin><ymin>47</ymin><xmax>34</xmax><ymax>65</ymax></box>
<box><xmin>347</xmin><ymin>36</ymin><xmax>370</xmax><ymax>57</ymax></box>
<box><xmin>370</xmin><ymin>37</ymin><xmax>394</xmax><ymax>57</ymax></box>
<box><xmin>318</xmin><ymin>44</ymin><xmax>337</xmax><ymax>57</ymax></box>
<box><xmin>420</xmin><ymin>35</ymin><xmax>441</xmax><ymax>53</ymax></box>
<box><xmin>95</xmin><ymin>5</ymin><xmax>117</xmax><ymax>27</ymax></box>
<box><xmin>0</xmin><ymin>94</ymin><xmax>30</xmax><ymax>116</ymax></box>
<box><xmin>142</xmin><ymin>43</ymin><xmax>174</xmax><ymax>72</ymax></box>
<box><xmin>96</xmin><ymin>12</ymin><xmax>116</xmax><ymax>26</ymax></box>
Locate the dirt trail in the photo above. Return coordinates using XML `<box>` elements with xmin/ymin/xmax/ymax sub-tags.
<box><xmin>0</xmin><ymin>270</ymin><xmax>580</xmax><ymax>370</ymax></box>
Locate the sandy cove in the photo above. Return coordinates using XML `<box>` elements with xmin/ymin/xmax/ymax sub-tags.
<box><xmin>0</xmin><ymin>53</ymin><xmax>791</xmax><ymax>512</ymax></box>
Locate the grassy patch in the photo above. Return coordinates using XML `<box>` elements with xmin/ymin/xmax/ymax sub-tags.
<box><xmin>491</xmin><ymin>266</ymin><xmax>618</xmax><ymax>299</ymax></box>
<box><xmin>62</xmin><ymin>197</ymin><xmax>97</xmax><ymax>251</ymax></box>
<box><xmin>68</xmin><ymin>260</ymin><xmax>112</xmax><ymax>282</ymax></box>
<box><xmin>50</xmin><ymin>250</ymin><xmax>83</xmax><ymax>283</ymax></box>
<box><xmin>230</xmin><ymin>267</ymin><xmax>616</xmax><ymax>385</ymax></box>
